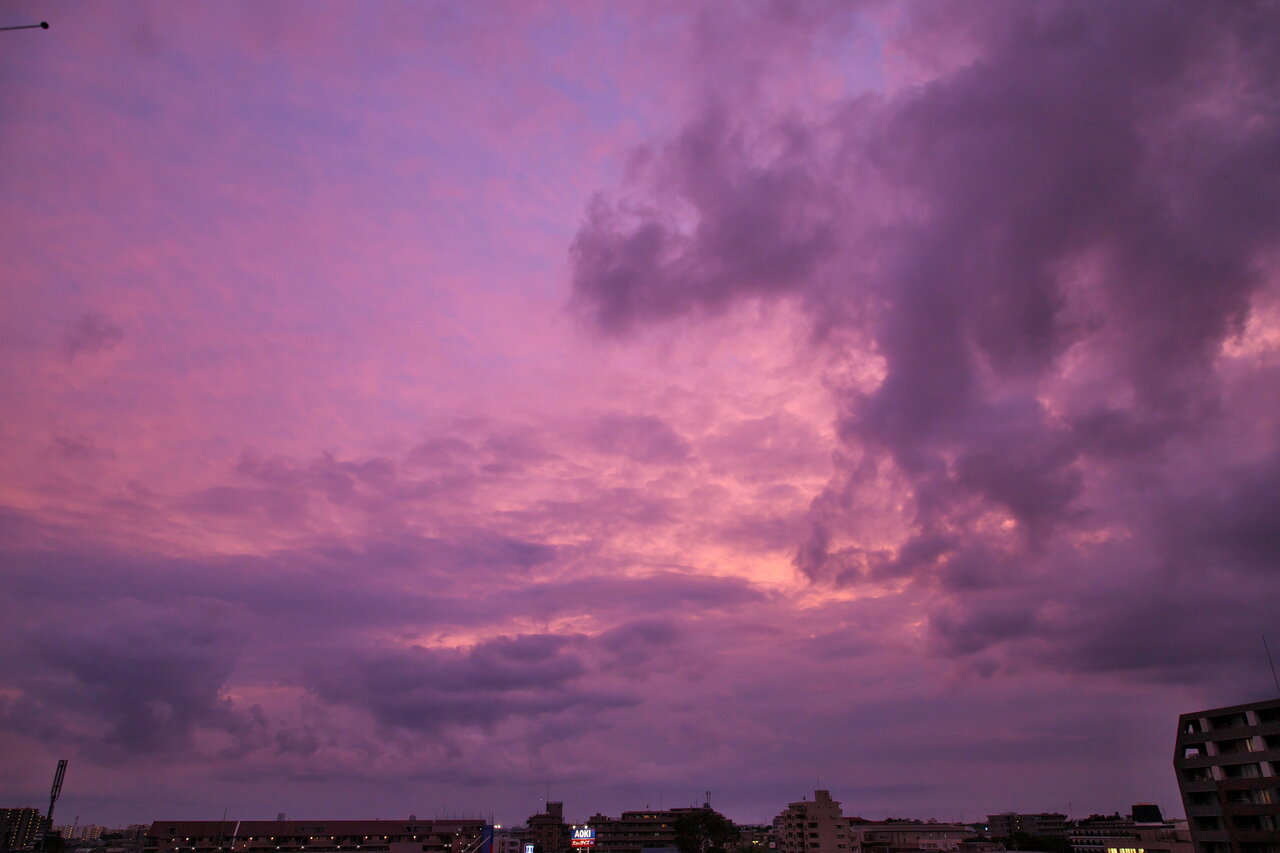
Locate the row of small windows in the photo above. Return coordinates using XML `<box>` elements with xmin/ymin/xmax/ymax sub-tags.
<box><xmin>1199</xmin><ymin>839</ymin><xmax>1280</xmax><ymax>853</ymax></box>
<box><xmin>1194</xmin><ymin>815</ymin><xmax>1280</xmax><ymax>832</ymax></box>
<box><xmin>1183</xmin><ymin>735</ymin><xmax>1280</xmax><ymax>757</ymax></box>
<box><xmin>1181</xmin><ymin>761</ymin><xmax>1280</xmax><ymax>781</ymax></box>
<box><xmin>1187</xmin><ymin>788</ymin><xmax>1279</xmax><ymax>805</ymax></box>
<box><xmin>1183</xmin><ymin>708</ymin><xmax>1280</xmax><ymax>735</ymax></box>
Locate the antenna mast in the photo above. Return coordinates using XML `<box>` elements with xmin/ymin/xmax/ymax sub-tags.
<box><xmin>1264</xmin><ymin>633</ymin><xmax>1280</xmax><ymax>697</ymax></box>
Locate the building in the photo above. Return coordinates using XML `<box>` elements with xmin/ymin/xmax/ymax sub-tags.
<box><xmin>143</xmin><ymin>819</ymin><xmax>489</xmax><ymax>853</ymax></box>
<box><xmin>738</xmin><ymin>826</ymin><xmax>777</xmax><ymax>851</ymax></box>
<box><xmin>527</xmin><ymin>804</ymin><xmax>569</xmax><ymax>853</ymax></box>
<box><xmin>492</xmin><ymin>833</ymin><xmax>524</xmax><ymax>853</ymax></box>
<box><xmin>851</xmin><ymin>822</ymin><xmax>974</xmax><ymax>853</ymax></box>
<box><xmin>774</xmin><ymin>791</ymin><xmax>851</xmax><ymax>853</ymax></box>
<box><xmin>587</xmin><ymin>806</ymin><xmax>723</xmax><ymax>853</ymax></box>
<box><xmin>986</xmin><ymin>815</ymin><xmax>1067</xmax><ymax>839</ymax></box>
<box><xmin>1173</xmin><ymin>697</ymin><xmax>1280</xmax><ymax>853</ymax></box>
<box><xmin>2</xmin><ymin>809</ymin><xmax>45</xmax><ymax>851</ymax></box>
<box><xmin>954</xmin><ymin>843</ymin><xmax>1002</xmax><ymax>853</ymax></box>
<box><xmin>1067</xmin><ymin>809</ymin><xmax>1191</xmax><ymax>853</ymax></box>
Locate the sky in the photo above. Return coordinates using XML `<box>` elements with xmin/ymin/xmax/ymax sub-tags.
<box><xmin>2</xmin><ymin>0</ymin><xmax>1280</xmax><ymax>830</ymax></box>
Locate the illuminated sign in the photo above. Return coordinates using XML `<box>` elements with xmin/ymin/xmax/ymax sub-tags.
<box><xmin>1106</xmin><ymin>848</ymin><xmax>1144</xmax><ymax>853</ymax></box>
<box><xmin>525</xmin><ymin>845</ymin><xmax>535</xmax><ymax>853</ymax></box>
<box><xmin>571</xmin><ymin>828</ymin><xmax>596</xmax><ymax>849</ymax></box>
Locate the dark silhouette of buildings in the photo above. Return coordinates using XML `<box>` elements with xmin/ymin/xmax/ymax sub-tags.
<box><xmin>2</xmin><ymin>809</ymin><xmax>44</xmax><ymax>851</ymax></box>
<box><xmin>526</xmin><ymin>804</ymin><xmax>570</xmax><ymax>853</ymax></box>
<box><xmin>143</xmin><ymin>820</ymin><xmax>489</xmax><ymax>853</ymax></box>
<box><xmin>986</xmin><ymin>814</ymin><xmax>1067</xmax><ymax>839</ymax></box>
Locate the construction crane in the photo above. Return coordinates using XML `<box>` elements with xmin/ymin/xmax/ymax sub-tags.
<box><xmin>42</xmin><ymin>761</ymin><xmax>67</xmax><ymax>851</ymax></box>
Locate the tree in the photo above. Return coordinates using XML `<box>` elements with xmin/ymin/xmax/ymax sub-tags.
<box><xmin>674</xmin><ymin>810</ymin><xmax>739</xmax><ymax>853</ymax></box>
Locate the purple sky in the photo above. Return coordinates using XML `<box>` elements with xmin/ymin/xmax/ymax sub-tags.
<box><xmin>3</xmin><ymin>0</ymin><xmax>1280</xmax><ymax>829</ymax></box>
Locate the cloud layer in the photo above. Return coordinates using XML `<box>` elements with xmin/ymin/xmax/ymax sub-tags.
<box><xmin>2</xmin><ymin>0</ymin><xmax>1278</xmax><ymax>830</ymax></box>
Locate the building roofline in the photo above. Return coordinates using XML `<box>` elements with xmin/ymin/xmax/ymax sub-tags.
<box><xmin>1176</xmin><ymin>696</ymin><xmax>1280</xmax><ymax>719</ymax></box>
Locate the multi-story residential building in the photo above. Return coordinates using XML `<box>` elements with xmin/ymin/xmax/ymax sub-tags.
<box><xmin>738</xmin><ymin>826</ymin><xmax>777</xmax><ymax>850</ymax></box>
<box><xmin>1173</xmin><ymin>697</ymin><xmax>1280</xmax><ymax>853</ymax></box>
<box><xmin>954</xmin><ymin>843</ymin><xmax>1002</xmax><ymax>853</ymax></box>
<box><xmin>2</xmin><ymin>808</ymin><xmax>45</xmax><ymax>851</ymax></box>
<box><xmin>587</xmin><ymin>806</ymin><xmax>721</xmax><ymax>853</ymax></box>
<box><xmin>774</xmin><ymin>791</ymin><xmax>851</xmax><ymax>853</ymax></box>
<box><xmin>1068</xmin><ymin>808</ymin><xmax>1191</xmax><ymax>853</ymax></box>
<box><xmin>851</xmin><ymin>822</ymin><xmax>973</xmax><ymax>853</ymax></box>
<box><xmin>492</xmin><ymin>832</ymin><xmax>524</xmax><ymax>853</ymax></box>
<box><xmin>986</xmin><ymin>815</ymin><xmax>1067</xmax><ymax>839</ymax></box>
<box><xmin>527</xmin><ymin>805</ymin><xmax>569</xmax><ymax>853</ymax></box>
<box><xmin>143</xmin><ymin>819</ymin><xmax>489</xmax><ymax>853</ymax></box>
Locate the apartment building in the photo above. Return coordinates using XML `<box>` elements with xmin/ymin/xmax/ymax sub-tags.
<box><xmin>986</xmin><ymin>815</ymin><xmax>1067</xmax><ymax>839</ymax></box>
<box><xmin>851</xmin><ymin>822</ymin><xmax>973</xmax><ymax>853</ymax></box>
<box><xmin>2</xmin><ymin>809</ymin><xmax>45</xmax><ymax>851</ymax></box>
<box><xmin>1067</xmin><ymin>811</ymin><xmax>1191</xmax><ymax>853</ymax></box>
<box><xmin>1174</xmin><ymin>697</ymin><xmax>1280</xmax><ymax>853</ymax></box>
<box><xmin>774</xmin><ymin>791</ymin><xmax>851</xmax><ymax>853</ymax></box>
<box><xmin>527</xmin><ymin>805</ymin><xmax>570</xmax><ymax>853</ymax></box>
<box><xmin>738</xmin><ymin>826</ymin><xmax>778</xmax><ymax>850</ymax></box>
<box><xmin>586</xmin><ymin>805</ymin><xmax>722</xmax><ymax>853</ymax></box>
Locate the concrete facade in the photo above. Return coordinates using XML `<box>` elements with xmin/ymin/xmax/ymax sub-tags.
<box><xmin>1174</xmin><ymin>698</ymin><xmax>1280</xmax><ymax>853</ymax></box>
<box><xmin>851</xmin><ymin>823</ymin><xmax>973</xmax><ymax>853</ymax></box>
<box><xmin>527</xmin><ymin>805</ymin><xmax>569</xmax><ymax>853</ymax></box>
<box><xmin>774</xmin><ymin>791</ymin><xmax>851</xmax><ymax>853</ymax></box>
<box><xmin>1068</xmin><ymin>815</ymin><xmax>1192</xmax><ymax>853</ymax></box>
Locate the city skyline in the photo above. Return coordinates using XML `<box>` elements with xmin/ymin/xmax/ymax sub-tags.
<box><xmin>3</xmin><ymin>0</ymin><xmax>1280</xmax><ymax>830</ymax></box>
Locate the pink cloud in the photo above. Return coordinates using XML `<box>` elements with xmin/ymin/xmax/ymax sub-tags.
<box><xmin>3</xmin><ymin>0</ymin><xmax>1278</xmax><ymax>831</ymax></box>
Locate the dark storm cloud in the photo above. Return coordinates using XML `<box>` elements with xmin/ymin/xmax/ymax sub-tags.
<box><xmin>63</xmin><ymin>311</ymin><xmax>123</xmax><ymax>360</ymax></box>
<box><xmin>1162</xmin><ymin>450</ymin><xmax>1280</xmax><ymax>575</ymax></box>
<box><xmin>50</xmin><ymin>434</ymin><xmax>115</xmax><ymax>462</ymax></box>
<box><xmin>0</xmin><ymin>498</ymin><xmax>763</xmax><ymax>758</ymax></box>
<box><xmin>513</xmin><ymin>571</ymin><xmax>765</xmax><ymax>616</ymax></box>
<box><xmin>571</xmin><ymin>0</ymin><xmax>1280</xmax><ymax>681</ymax></box>
<box><xmin>571</xmin><ymin>107</ymin><xmax>838</xmax><ymax>334</ymax></box>
<box><xmin>306</xmin><ymin>633</ymin><xmax>635</xmax><ymax>733</ymax></box>
<box><xmin>2</xmin><ymin>601</ymin><xmax>258</xmax><ymax>753</ymax></box>
<box><xmin>598</xmin><ymin>618</ymin><xmax>682</xmax><ymax>669</ymax></box>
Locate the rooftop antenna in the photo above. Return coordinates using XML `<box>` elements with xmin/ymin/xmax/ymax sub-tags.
<box><xmin>1264</xmin><ymin>633</ymin><xmax>1280</xmax><ymax>697</ymax></box>
<box><xmin>0</xmin><ymin>21</ymin><xmax>49</xmax><ymax>32</ymax></box>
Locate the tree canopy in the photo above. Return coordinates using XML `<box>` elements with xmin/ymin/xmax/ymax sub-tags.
<box><xmin>674</xmin><ymin>810</ymin><xmax>739</xmax><ymax>853</ymax></box>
